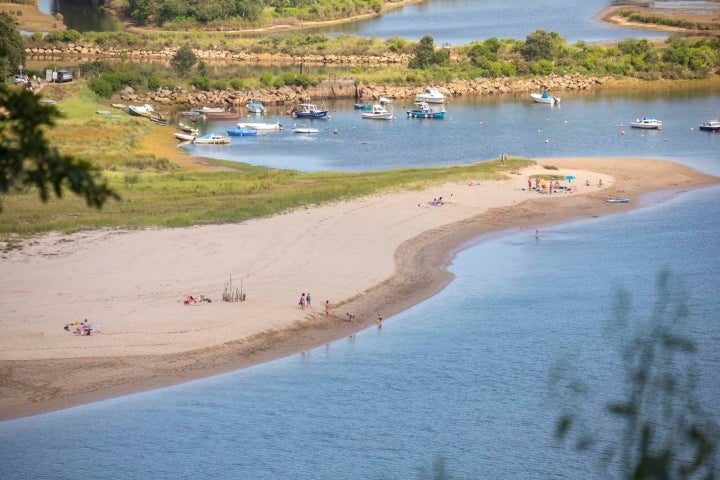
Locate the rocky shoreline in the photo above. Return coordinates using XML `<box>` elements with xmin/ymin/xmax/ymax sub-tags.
<box><xmin>122</xmin><ymin>72</ymin><xmax>606</xmax><ymax>110</ymax></box>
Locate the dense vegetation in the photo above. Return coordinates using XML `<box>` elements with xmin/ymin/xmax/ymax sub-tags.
<box><xmin>111</xmin><ymin>0</ymin><xmax>382</xmax><ymax>28</ymax></box>
<box><xmin>0</xmin><ymin>11</ymin><xmax>24</xmax><ymax>79</ymax></box>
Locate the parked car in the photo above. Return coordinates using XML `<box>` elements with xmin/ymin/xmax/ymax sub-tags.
<box><xmin>13</xmin><ymin>74</ymin><xmax>26</xmax><ymax>85</ymax></box>
<box><xmin>55</xmin><ymin>70</ymin><xmax>73</xmax><ymax>83</ymax></box>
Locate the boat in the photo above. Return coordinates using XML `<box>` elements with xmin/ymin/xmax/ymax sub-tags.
<box><xmin>354</xmin><ymin>103</ymin><xmax>373</xmax><ymax>110</ymax></box>
<box><xmin>179</xmin><ymin>111</ymin><xmax>203</xmax><ymax>119</ymax></box>
<box><xmin>245</xmin><ymin>100</ymin><xmax>266</xmax><ymax>114</ymax></box>
<box><xmin>195</xmin><ymin>106</ymin><xmax>225</xmax><ymax>114</ymax></box>
<box><xmin>237</xmin><ymin>121</ymin><xmax>284</xmax><ymax>131</ymax></box>
<box><xmin>178</xmin><ymin>122</ymin><xmax>198</xmax><ymax>134</ymax></box>
<box><xmin>407</xmin><ymin>101</ymin><xmax>446</xmax><ymax>119</ymax></box>
<box><xmin>226</xmin><ymin>128</ymin><xmax>258</xmax><ymax>137</ymax></box>
<box><xmin>362</xmin><ymin>104</ymin><xmax>394</xmax><ymax>120</ymax></box>
<box><xmin>606</xmin><ymin>198</ymin><xmax>630</xmax><ymax>204</ymax></box>
<box><xmin>415</xmin><ymin>87</ymin><xmax>446</xmax><ymax>104</ymax></box>
<box><xmin>40</xmin><ymin>99</ymin><xmax>57</xmax><ymax>105</ymax></box>
<box><xmin>292</xmin><ymin>127</ymin><xmax>320</xmax><ymax>134</ymax></box>
<box><xmin>192</xmin><ymin>133</ymin><xmax>231</xmax><ymax>145</ymax></box>
<box><xmin>203</xmin><ymin>111</ymin><xmax>240</xmax><ymax>120</ymax></box>
<box><xmin>111</xmin><ymin>103</ymin><xmax>125</xmax><ymax>109</ymax></box>
<box><xmin>96</xmin><ymin>110</ymin><xmax>111</xmax><ymax>116</ymax></box>
<box><xmin>698</xmin><ymin>119</ymin><xmax>720</xmax><ymax>132</ymax></box>
<box><xmin>149</xmin><ymin>116</ymin><xmax>168</xmax><ymax>126</ymax></box>
<box><xmin>128</xmin><ymin>104</ymin><xmax>156</xmax><ymax>117</ymax></box>
<box><xmin>630</xmin><ymin>117</ymin><xmax>662</xmax><ymax>129</ymax></box>
<box><xmin>530</xmin><ymin>92</ymin><xmax>560</xmax><ymax>105</ymax></box>
<box><xmin>291</xmin><ymin>103</ymin><xmax>329</xmax><ymax>119</ymax></box>
<box><xmin>174</xmin><ymin>132</ymin><xmax>196</xmax><ymax>141</ymax></box>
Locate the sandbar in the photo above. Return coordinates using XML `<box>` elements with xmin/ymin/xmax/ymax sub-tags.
<box><xmin>1</xmin><ymin>158</ymin><xmax>717</xmax><ymax>420</ymax></box>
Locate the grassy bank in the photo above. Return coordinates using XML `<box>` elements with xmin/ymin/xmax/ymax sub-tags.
<box><xmin>0</xmin><ymin>158</ymin><xmax>526</xmax><ymax>237</ymax></box>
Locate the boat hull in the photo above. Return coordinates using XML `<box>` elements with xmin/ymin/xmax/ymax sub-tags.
<box><xmin>699</xmin><ymin>120</ymin><xmax>720</xmax><ymax>132</ymax></box>
<box><xmin>407</xmin><ymin>111</ymin><xmax>445</xmax><ymax>119</ymax></box>
<box><xmin>238</xmin><ymin>122</ymin><xmax>284</xmax><ymax>131</ymax></box>
<box><xmin>530</xmin><ymin>93</ymin><xmax>560</xmax><ymax>104</ymax></box>
<box><xmin>203</xmin><ymin>112</ymin><xmax>240</xmax><ymax>120</ymax></box>
<box><xmin>226</xmin><ymin>128</ymin><xmax>258</xmax><ymax>136</ymax></box>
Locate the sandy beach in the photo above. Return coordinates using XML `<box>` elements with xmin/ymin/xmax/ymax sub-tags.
<box><xmin>1</xmin><ymin>158</ymin><xmax>717</xmax><ymax>420</ymax></box>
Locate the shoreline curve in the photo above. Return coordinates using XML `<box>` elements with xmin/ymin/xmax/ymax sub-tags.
<box><xmin>0</xmin><ymin>157</ymin><xmax>718</xmax><ymax>421</ymax></box>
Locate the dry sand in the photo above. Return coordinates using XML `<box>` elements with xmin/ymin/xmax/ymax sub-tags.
<box><xmin>1</xmin><ymin>158</ymin><xmax>717</xmax><ymax>420</ymax></box>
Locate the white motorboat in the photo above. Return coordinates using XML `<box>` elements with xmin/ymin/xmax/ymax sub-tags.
<box><xmin>237</xmin><ymin>121</ymin><xmax>285</xmax><ymax>131</ymax></box>
<box><xmin>128</xmin><ymin>104</ymin><xmax>156</xmax><ymax>117</ymax></box>
<box><xmin>292</xmin><ymin>127</ymin><xmax>319</xmax><ymax>134</ymax></box>
<box><xmin>245</xmin><ymin>100</ymin><xmax>266</xmax><ymax>114</ymax></box>
<box><xmin>415</xmin><ymin>87</ymin><xmax>445</xmax><ymax>104</ymax></box>
<box><xmin>698</xmin><ymin>119</ymin><xmax>720</xmax><ymax>132</ymax></box>
<box><xmin>530</xmin><ymin>92</ymin><xmax>560</xmax><ymax>105</ymax></box>
<box><xmin>630</xmin><ymin>117</ymin><xmax>662</xmax><ymax>129</ymax></box>
<box><xmin>192</xmin><ymin>133</ymin><xmax>231</xmax><ymax>145</ymax></box>
<box><xmin>174</xmin><ymin>132</ymin><xmax>196</xmax><ymax>141</ymax></box>
<box><xmin>361</xmin><ymin>104</ymin><xmax>394</xmax><ymax>120</ymax></box>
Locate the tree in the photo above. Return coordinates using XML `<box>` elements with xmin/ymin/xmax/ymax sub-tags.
<box><xmin>0</xmin><ymin>11</ymin><xmax>25</xmax><ymax>80</ymax></box>
<box><xmin>171</xmin><ymin>45</ymin><xmax>197</xmax><ymax>77</ymax></box>
<box><xmin>521</xmin><ymin>29</ymin><xmax>563</xmax><ymax>62</ymax></box>
<box><xmin>553</xmin><ymin>270</ymin><xmax>718</xmax><ymax>479</ymax></box>
<box><xmin>409</xmin><ymin>34</ymin><xmax>437</xmax><ymax>69</ymax></box>
<box><xmin>0</xmin><ymin>84</ymin><xmax>119</xmax><ymax>212</ymax></box>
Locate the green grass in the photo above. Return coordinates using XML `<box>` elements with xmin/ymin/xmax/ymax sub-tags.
<box><xmin>0</xmin><ymin>158</ymin><xmax>532</xmax><ymax>236</ymax></box>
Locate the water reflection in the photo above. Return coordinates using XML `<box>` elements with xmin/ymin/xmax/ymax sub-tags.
<box><xmin>37</xmin><ymin>0</ymin><xmax>124</xmax><ymax>32</ymax></box>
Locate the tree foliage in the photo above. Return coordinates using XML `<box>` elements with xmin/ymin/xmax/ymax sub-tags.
<box><xmin>0</xmin><ymin>84</ymin><xmax>119</xmax><ymax>212</ymax></box>
<box><xmin>553</xmin><ymin>270</ymin><xmax>718</xmax><ymax>479</ymax></box>
<box><xmin>171</xmin><ymin>45</ymin><xmax>198</xmax><ymax>76</ymax></box>
<box><xmin>0</xmin><ymin>11</ymin><xmax>25</xmax><ymax>80</ymax></box>
<box><xmin>409</xmin><ymin>34</ymin><xmax>449</xmax><ymax>69</ymax></box>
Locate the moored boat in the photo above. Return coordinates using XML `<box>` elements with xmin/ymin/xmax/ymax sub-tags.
<box><xmin>415</xmin><ymin>87</ymin><xmax>445</xmax><ymax>104</ymax></box>
<box><xmin>237</xmin><ymin>121</ymin><xmax>284</xmax><ymax>131</ymax></box>
<box><xmin>149</xmin><ymin>116</ymin><xmax>168</xmax><ymax>126</ymax></box>
<box><xmin>530</xmin><ymin>92</ymin><xmax>560</xmax><ymax>105</ymax></box>
<box><xmin>195</xmin><ymin>106</ymin><xmax>225</xmax><ymax>114</ymax></box>
<box><xmin>174</xmin><ymin>132</ymin><xmax>196</xmax><ymax>141</ymax></box>
<box><xmin>292</xmin><ymin>127</ymin><xmax>320</xmax><ymax>134</ymax></box>
<box><xmin>630</xmin><ymin>116</ymin><xmax>662</xmax><ymax>129</ymax></box>
<box><xmin>606</xmin><ymin>198</ymin><xmax>630</xmax><ymax>204</ymax></box>
<box><xmin>128</xmin><ymin>104</ymin><xmax>156</xmax><ymax>117</ymax></box>
<box><xmin>354</xmin><ymin>103</ymin><xmax>373</xmax><ymax>110</ymax></box>
<box><xmin>291</xmin><ymin>103</ymin><xmax>329</xmax><ymax>119</ymax></box>
<box><xmin>203</xmin><ymin>111</ymin><xmax>240</xmax><ymax>120</ymax></box>
<box><xmin>178</xmin><ymin>122</ymin><xmax>198</xmax><ymax>134</ymax></box>
<box><xmin>362</xmin><ymin>104</ymin><xmax>394</xmax><ymax>120</ymax></box>
<box><xmin>698</xmin><ymin>119</ymin><xmax>720</xmax><ymax>132</ymax></box>
<box><xmin>407</xmin><ymin>101</ymin><xmax>445</xmax><ymax>119</ymax></box>
<box><xmin>226</xmin><ymin>128</ymin><xmax>258</xmax><ymax>136</ymax></box>
<box><xmin>245</xmin><ymin>100</ymin><xmax>266</xmax><ymax>114</ymax></box>
<box><xmin>192</xmin><ymin>133</ymin><xmax>231</xmax><ymax>145</ymax></box>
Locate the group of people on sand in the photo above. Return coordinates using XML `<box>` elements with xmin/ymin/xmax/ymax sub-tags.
<box><xmin>419</xmin><ymin>194</ymin><xmax>454</xmax><ymax>207</ymax></box>
<box><xmin>184</xmin><ymin>294</ymin><xmax>212</xmax><ymax>305</ymax></box>
<box><xmin>527</xmin><ymin>177</ymin><xmax>576</xmax><ymax>194</ymax></box>
<box><xmin>64</xmin><ymin>319</ymin><xmax>100</xmax><ymax>336</ymax></box>
<box><xmin>298</xmin><ymin>292</ymin><xmax>312</xmax><ymax>309</ymax></box>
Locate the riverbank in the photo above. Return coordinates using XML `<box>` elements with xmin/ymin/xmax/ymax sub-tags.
<box><xmin>1</xmin><ymin>157</ymin><xmax>717</xmax><ymax>420</ymax></box>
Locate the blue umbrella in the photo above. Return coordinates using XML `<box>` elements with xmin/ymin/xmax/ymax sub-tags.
<box><xmin>565</xmin><ymin>175</ymin><xmax>576</xmax><ymax>182</ymax></box>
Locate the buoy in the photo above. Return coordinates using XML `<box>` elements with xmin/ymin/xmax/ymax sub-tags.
<box><xmin>545</xmin><ymin>139</ymin><xmax>549</xmax><ymax>143</ymax></box>
<box><xmin>621</xmin><ymin>130</ymin><xmax>625</xmax><ymax>135</ymax></box>
<box><xmin>333</xmin><ymin>128</ymin><xmax>338</xmax><ymax>134</ymax></box>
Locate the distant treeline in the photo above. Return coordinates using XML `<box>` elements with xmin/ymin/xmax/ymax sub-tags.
<box><xmin>619</xmin><ymin>9</ymin><xmax>720</xmax><ymax>32</ymax></box>
<box><xmin>113</xmin><ymin>0</ymin><xmax>382</xmax><ymax>27</ymax></box>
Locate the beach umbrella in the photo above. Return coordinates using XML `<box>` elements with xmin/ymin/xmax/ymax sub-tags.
<box><xmin>565</xmin><ymin>175</ymin><xmax>576</xmax><ymax>182</ymax></box>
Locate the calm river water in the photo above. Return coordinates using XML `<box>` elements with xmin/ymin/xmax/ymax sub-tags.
<box><xmin>40</xmin><ymin>0</ymin><xmax>667</xmax><ymax>43</ymax></box>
